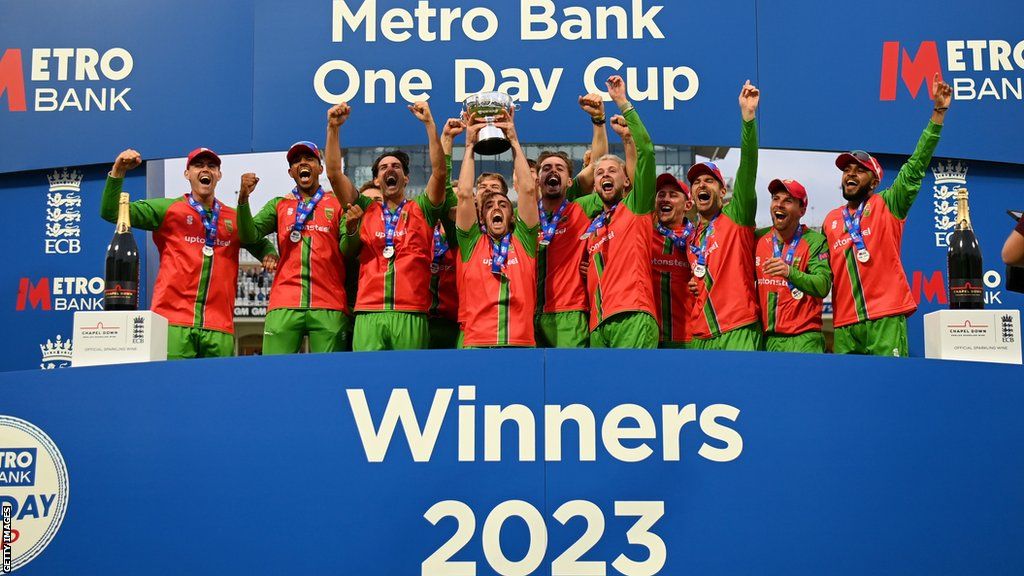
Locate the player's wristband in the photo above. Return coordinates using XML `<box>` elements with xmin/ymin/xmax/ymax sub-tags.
<box><xmin>591</xmin><ymin>116</ymin><xmax>605</xmax><ymax>125</ymax></box>
<box><xmin>1016</xmin><ymin>214</ymin><xmax>1024</xmax><ymax>236</ymax></box>
<box><xmin>934</xmin><ymin>107</ymin><xmax>949</xmax><ymax>112</ymax></box>
<box><xmin>619</xmin><ymin>103</ymin><xmax>635</xmax><ymax>115</ymax></box>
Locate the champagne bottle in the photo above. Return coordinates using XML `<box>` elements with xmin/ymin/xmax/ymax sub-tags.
<box><xmin>104</xmin><ymin>192</ymin><xmax>140</xmax><ymax>310</ymax></box>
<box><xmin>947</xmin><ymin>188</ymin><xmax>984</xmax><ymax>309</ymax></box>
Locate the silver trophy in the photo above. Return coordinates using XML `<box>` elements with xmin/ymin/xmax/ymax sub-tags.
<box><xmin>463</xmin><ymin>91</ymin><xmax>517</xmax><ymax>155</ymax></box>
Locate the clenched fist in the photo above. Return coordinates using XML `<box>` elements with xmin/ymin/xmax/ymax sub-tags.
<box><xmin>112</xmin><ymin>149</ymin><xmax>142</xmax><ymax>178</ymax></box>
<box><xmin>328</xmin><ymin>103</ymin><xmax>351</xmax><ymax>128</ymax></box>
<box><xmin>238</xmin><ymin>173</ymin><xmax>259</xmax><ymax>205</ymax></box>
<box><xmin>408</xmin><ymin>101</ymin><xmax>433</xmax><ymax>124</ymax></box>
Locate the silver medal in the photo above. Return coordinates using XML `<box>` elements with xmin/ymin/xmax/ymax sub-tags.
<box><xmin>383</xmin><ymin>245</ymin><xmax>395</xmax><ymax>259</ymax></box>
<box><xmin>693</xmin><ymin>264</ymin><xmax>707</xmax><ymax>278</ymax></box>
<box><xmin>202</xmin><ymin>245</ymin><xmax>214</xmax><ymax>257</ymax></box>
<box><xmin>856</xmin><ymin>248</ymin><xmax>870</xmax><ymax>263</ymax></box>
<box><xmin>430</xmin><ymin>262</ymin><xmax>440</xmax><ymax>274</ymax></box>
<box><xmin>791</xmin><ymin>288</ymin><xmax>804</xmax><ymax>300</ymax></box>
<box><xmin>539</xmin><ymin>238</ymin><xmax>550</xmax><ymax>246</ymax></box>
<box><xmin>290</xmin><ymin>230</ymin><xmax>302</xmax><ymax>243</ymax></box>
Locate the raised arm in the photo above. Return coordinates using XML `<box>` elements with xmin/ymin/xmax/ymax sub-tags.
<box><xmin>609</xmin><ymin>115</ymin><xmax>636</xmax><ymax>184</ymax></box>
<box><xmin>574</xmin><ymin>94</ymin><xmax>608</xmax><ymax>193</ymax></box>
<box><xmin>456</xmin><ymin>119</ymin><xmax>483</xmax><ymax>232</ymax></box>
<box><xmin>102</xmin><ymin>149</ymin><xmax>168</xmax><ymax>231</ymax></box>
<box><xmin>496</xmin><ymin>111</ymin><xmax>538</xmax><ymax>228</ymax></box>
<box><xmin>723</xmin><ymin>80</ymin><xmax>761</xmax><ymax>227</ymax></box>
<box><xmin>441</xmin><ymin>118</ymin><xmax>465</xmax><ymax>206</ymax></box>
<box><xmin>881</xmin><ymin>74</ymin><xmax>951</xmax><ymax>220</ymax></box>
<box><xmin>325</xmin><ymin>103</ymin><xmax>358</xmax><ymax>206</ymax></box>
<box><xmin>610</xmin><ymin>75</ymin><xmax>655</xmax><ymax>216</ymax></box>
<box><xmin>410</xmin><ymin>101</ymin><xmax>446</xmax><ymax>207</ymax></box>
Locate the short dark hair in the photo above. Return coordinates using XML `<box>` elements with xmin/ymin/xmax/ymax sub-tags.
<box><xmin>476</xmin><ymin>173</ymin><xmax>508</xmax><ymax>194</ymax></box>
<box><xmin>536</xmin><ymin>151</ymin><xmax>574</xmax><ymax>175</ymax></box>
<box><xmin>371</xmin><ymin>150</ymin><xmax>410</xmax><ymax>178</ymax></box>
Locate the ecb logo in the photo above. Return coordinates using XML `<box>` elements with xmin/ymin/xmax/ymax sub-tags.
<box><xmin>0</xmin><ymin>415</ymin><xmax>69</xmax><ymax>573</ymax></box>
<box><xmin>930</xmin><ymin>160</ymin><xmax>968</xmax><ymax>248</ymax></box>
<box><xmin>44</xmin><ymin>169</ymin><xmax>83</xmax><ymax>255</ymax></box>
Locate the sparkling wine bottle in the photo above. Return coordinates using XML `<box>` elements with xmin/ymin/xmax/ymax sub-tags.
<box><xmin>104</xmin><ymin>192</ymin><xmax>140</xmax><ymax>310</ymax></box>
<box><xmin>947</xmin><ymin>188</ymin><xmax>984</xmax><ymax>309</ymax></box>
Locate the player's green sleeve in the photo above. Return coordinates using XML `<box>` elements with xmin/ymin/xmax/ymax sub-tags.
<box><xmin>243</xmin><ymin>238</ymin><xmax>277</xmax><ymax>261</ymax></box>
<box><xmin>880</xmin><ymin>120</ymin><xmax>943</xmax><ymax>220</ymax></box>
<box><xmin>513</xmin><ymin>216</ymin><xmax>541</xmax><ymax>259</ymax></box>
<box><xmin>238</xmin><ymin>197</ymin><xmax>281</xmax><ymax>244</ymax></box>
<box><xmin>565</xmin><ymin>176</ymin><xmax>583</xmax><ymax>202</ymax></box>
<box><xmin>339</xmin><ymin>226</ymin><xmax>362</xmax><ymax>259</ymax></box>
<box><xmin>622</xmin><ymin>107</ymin><xmax>655</xmax><ymax>216</ymax></box>
<box><xmin>722</xmin><ymin>119</ymin><xmax>759</xmax><ymax>227</ymax></box>
<box><xmin>574</xmin><ymin>192</ymin><xmax>604</xmax><ymax>219</ymax></box>
<box><xmin>100</xmin><ymin>176</ymin><xmax>173</xmax><ymax>231</ymax></box>
<box><xmin>787</xmin><ymin>231</ymin><xmax>832</xmax><ymax>299</ymax></box>
<box><xmin>416</xmin><ymin>192</ymin><xmax>442</xmax><ymax>227</ymax></box>
<box><xmin>456</xmin><ymin>223</ymin><xmax>483</xmax><ymax>263</ymax></box>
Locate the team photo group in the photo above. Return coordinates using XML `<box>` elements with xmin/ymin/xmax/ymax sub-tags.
<box><xmin>102</xmin><ymin>72</ymin><xmax>955</xmax><ymax>359</ymax></box>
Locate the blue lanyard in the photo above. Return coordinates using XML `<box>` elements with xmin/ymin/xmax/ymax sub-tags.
<box><xmin>772</xmin><ymin>225</ymin><xmax>805</xmax><ymax>291</ymax></box>
<box><xmin>656</xmin><ymin>219</ymin><xmax>694</xmax><ymax>251</ymax></box>
<box><xmin>539</xmin><ymin>199</ymin><xmax>569</xmax><ymax>245</ymax></box>
<box><xmin>185</xmin><ymin>193</ymin><xmax>220</xmax><ymax>249</ymax></box>
<box><xmin>292</xmin><ymin>186</ymin><xmax>325</xmax><ymax>233</ymax></box>
<box><xmin>841</xmin><ymin>200</ymin><xmax>868</xmax><ymax>252</ymax></box>
<box><xmin>687</xmin><ymin>214</ymin><xmax>719</xmax><ymax>267</ymax></box>
<box><xmin>581</xmin><ymin>203</ymin><xmax>618</xmax><ymax>239</ymax></box>
<box><xmin>432</xmin><ymin>221</ymin><xmax>449</xmax><ymax>264</ymax></box>
<box><xmin>490</xmin><ymin>233</ymin><xmax>512</xmax><ymax>275</ymax></box>
<box><xmin>382</xmin><ymin>200</ymin><xmax>408</xmax><ymax>251</ymax></box>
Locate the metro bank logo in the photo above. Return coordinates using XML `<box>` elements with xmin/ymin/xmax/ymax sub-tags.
<box><xmin>0</xmin><ymin>47</ymin><xmax>133</xmax><ymax>112</ymax></box>
<box><xmin>880</xmin><ymin>40</ymin><xmax>1024</xmax><ymax>101</ymax></box>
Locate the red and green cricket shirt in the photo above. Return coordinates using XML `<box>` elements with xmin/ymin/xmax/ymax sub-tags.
<box><xmin>824</xmin><ymin>121</ymin><xmax>943</xmax><ymax>328</ymax></box>
<box><xmin>101</xmin><ymin>176</ymin><xmax>276</xmax><ymax>334</ymax></box>
<box><xmin>650</xmin><ymin>224</ymin><xmax>694</xmax><ymax>345</ymax></box>
<box><xmin>754</xmin><ymin>227</ymin><xmax>832</xmax><ymax>335</ymax></box>
<box><xmin>576</xmin><ymin>107</ymin><xmax>657</xmax><ymax>331</ymax></box>
<box><xmin>239</xmin><ymin>190</ymin><xmax>348</xmax><ymax>313</ymax></box>
<box><xmin>536</xmin><ymin>196</ymin><xmax>589</xmax><ymax>315</ymax></box>
<box><xmin>456</xmin><ymin>217</ymin><xmax>539</xmax><ymax>347</ymax></box>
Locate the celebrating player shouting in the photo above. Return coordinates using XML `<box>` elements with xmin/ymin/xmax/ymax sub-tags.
<box><xmin>102</xmin><ymin>147</ymin><xmax>277</xmax><ymax>359</ymax></box>
<box><xmin>533</xmin><ymin>93</ymin><xmax>608</xmax><ymax>348</ymax></box>
<box><xmin>456</xmin><ymin>111</ymin><xmax>540</xmax><ymax>348</ymax></box>
<box><xmin>650</xmin><ymin>173</ymin><xmax>695</xmax><ymax>348</ymax></box>
<box><xmin>239</xmin><ymin>121</ymin><xmax>357</xmax><ymax>354</ymax></box>
<box><xmin>755</xmin><ymin>179</ymin><xmax>832</xmax><ymax>353</ymax></box>
<box><xmin>685</xmin><ymin>81</ymin><xmax>762</xmax><ymax>351</ymax></box>
<box><xmin>575</xmin><ymin>75</ymin><xmax>658</xmax><ymax>348</ymax></box>
<box><xmin>824</xmin><ymin>74</ymin><xmax>952</xmax><ymax>356</ymax></box>
<box><xmin>329</xmin><ymin>101</ymin><xmax>447</xmax><ymax>351</ymax></box>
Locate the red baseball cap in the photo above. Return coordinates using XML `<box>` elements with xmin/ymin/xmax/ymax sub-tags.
<box><xmin>686</xmin><ymin>161</ymin><xmax>725</xmax><ymax>187</ymax></box>
<box><xmin>287</xmin><ymin>141</ymin><xmax>323</xmax><ymax>164</ymax></box>
<box><xmin>656</xmin><ymin>173</ymin><xmax>690</xmax><ymax>198</ymax></box>
<box><xmin>186</xmin><ymin>147</ymin><xmax>221</xmax><ymax>167</ymax></box>
<box><xmin>768</xmin><ymin>178</ymin><xmax>808</xmax><ymax>206</ymax></box>
<box><xmin>835</xmin><ymin>150</ymin><xmax>883</xmax><ymax>182</ymax></box>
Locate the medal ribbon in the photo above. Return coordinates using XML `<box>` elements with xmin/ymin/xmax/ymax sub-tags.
<box><xmin>539</xmin><ymin>199</ymin><xmax>569</xmax><ymax>244</ymax></box>
<box><xmin>432</xmin><ymin>221</ymin><xmax>449</xmax><ymax>266</ymax></box>
<box><xmin>656</xmin><ymin>219</ymin><xmax>695</xmax><ymax>251</ymax></box>
<box><xmin>186</xmin><ymin>193</ymin><xmax>221</xmax><ymax>252</ymax></box>
<box><xmin>841</xmin><ymin>200</ymin><xmax>868</xmax><ymax>254</ymax></box>
<box><xmin>291</xmin><ymin>186</ymin><xmax>325</xmax><ymax>235</ymax></box>
<box><xmin>772</xmin><ymin>225</ymin><xmax>805</xmax><ymax>293</ymax></box>
<box><xmin>687</xmin><ymin>214</ymin><xmax>719</xmax><ymax>268</ymax></box>
<box><xmin>382</xmin><ymin>199</ymin><xmax>408</xmax><ymax>253</ymax></box>
<box><xmin>490</xmin><ymin>233</ymin><xmax>512</xmax><ymax>275</ymax></box>
<box><xmin>581</xmin><ymin>203</ymin><xmax>618</xmax><ymax>239</ymax></box>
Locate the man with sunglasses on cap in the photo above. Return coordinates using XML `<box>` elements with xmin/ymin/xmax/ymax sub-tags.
<box><xmin>330</xmin><ymin>101</ymin><xmax>448</xmax><ymax>351</ymax></box>
<box><xmin>685</xmin><ymin>80</ymin><xmax>762</xmax><ymax>351</ymax></box>
<box><xmin>238</xmin><ymin>114</ymin><xmax>358</xmax><ymax>354</ymax></box>
<box><xmin>824</xmin><ymin>73</ymin><xmax>952</xmax><ymax>356</ymax></box>
<box><xmin>651</xmin><ymin>173</ymin><xmax>696</xmax><ymax>348</ymax></box>
<box><xmin>755</xmin><ymin>179</ymin><xmax>832</xmax><ymax>353</ymax></box>
<box><xmin>102</xmin><ymin>147</ymin><xmax>278</xmax><ymax>359</ymax></box>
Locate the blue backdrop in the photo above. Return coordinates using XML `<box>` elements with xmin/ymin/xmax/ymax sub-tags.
<box><xmin>2</xmin><ymin>349</ymin><xmax>1022</xmax><ymax>574</ymax></box>
<box><xmin>2</xmin><ymin>0</ymin><xmax>1022</xmax><ymax>171</ymax></box>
